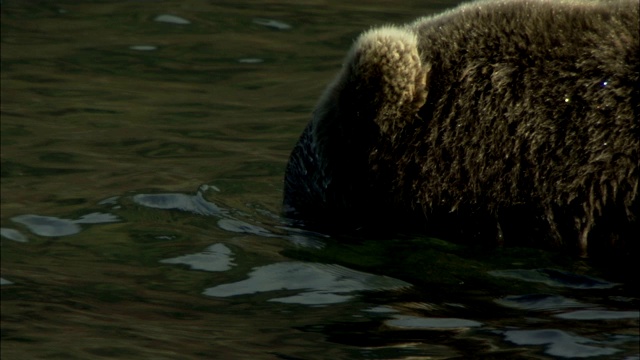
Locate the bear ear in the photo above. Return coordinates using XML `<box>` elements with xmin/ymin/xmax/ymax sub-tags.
<box><xmin>308</xmin><ymin>25</ymin><xmax>430</xmax><ymax>172</ymax></box>
<box><xmin>349</xmin><ymin>25</ymin><xmax>430</xmax><ymax>137</ymax></box>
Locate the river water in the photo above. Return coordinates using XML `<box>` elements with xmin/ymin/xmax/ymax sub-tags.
<box><xmin>1</xmin><ymin>1</ymin><xmax>638</xmax><ymax>359</ymax></box>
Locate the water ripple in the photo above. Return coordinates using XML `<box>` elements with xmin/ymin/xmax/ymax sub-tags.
<box><xmin>11</xmin><ymin>212</ymin><xmax>120</xmax><ymax>237</ymax></box>
<box><xmin>504</xmin><ymin>329</ymin><xmax>620</xmax><ymax>358</ymax></box>
<box><xmin>554</xmin><ymin>310</ymin><xmax>640</xmax><ymax>321</ymax></box>
<box><xmin>203</xmin><ymin>261</ymin><xmax>410</xmax><ymax>306</ymax></box>
<box><xmin>0</xmin><ymin>227</ymin><xmax>28</xmax><ymax>242</ymax></box>
<box><xmin>488</xmin><ymin>269</ymin><xmax>617</xmax><ymax>289</ymax></box>
<box><xmin>385</xmin><ymin>315</ymin><xmax>482</xmax><ymax>330</ymax></box>
<box><xmin>154</xmin><ymin>14</ymin><xmax>191</xmax><ymax>25</ymax></box>
<box><xmin>132</xmin><ymin>192</ymin><xmax>225</xmax><ymax>217</ymax></box>
<box><xmin>160</xmin><ymin>243</ymin><xmax>235</xmax><ymax>272</ymax></box>
<box><xmin>495</xmin><ymin>294</ymin><xmax>588</xmax><ymax>311</ymax></box>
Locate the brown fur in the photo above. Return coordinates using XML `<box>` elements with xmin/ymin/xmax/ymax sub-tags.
<box><xmin>284</xmin><ymin>0</ymin><xmax>639</xmax><ymax>258</ymax></box>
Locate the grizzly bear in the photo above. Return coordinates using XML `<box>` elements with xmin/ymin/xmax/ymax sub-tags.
<box><xmin>283</xmin><ymin>0</ymin><xmax>639</xmax><ymax>259</ymax></box>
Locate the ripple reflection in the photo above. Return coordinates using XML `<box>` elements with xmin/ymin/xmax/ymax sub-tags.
<box><xmin>203</xmin><ymin>261</ymin><xmax>410</xmax><ymax>305</ymax></box>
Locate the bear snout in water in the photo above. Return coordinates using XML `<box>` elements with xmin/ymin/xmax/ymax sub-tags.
<box><xmin>283</xmin><ymin>0</ymin><xmax>639</xmax><ymax>259</ymax></box>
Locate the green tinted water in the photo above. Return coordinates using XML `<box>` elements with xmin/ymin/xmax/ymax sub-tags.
<box><xmin>2</xmin><ymin>1</ymin><xmax>638</xmax><ymax>359</ymax></box>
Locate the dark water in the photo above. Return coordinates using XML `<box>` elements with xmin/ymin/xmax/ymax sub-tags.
<box><xmin>1</xmin><ymin>1</ymin><xmax>638</xmax><ymax>359</ymax></box>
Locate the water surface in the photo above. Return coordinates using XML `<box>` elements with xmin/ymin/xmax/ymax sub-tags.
<box><xmin>2</xmin><ymin>1</ymin><xmax>638</xmax><ymax>359</ymax></box>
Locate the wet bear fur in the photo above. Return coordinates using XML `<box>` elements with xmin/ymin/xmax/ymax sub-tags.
<box><xmin>283</xmin><ymin>0</ymin><xmax>639</xmax><ymax>259</ymax></box>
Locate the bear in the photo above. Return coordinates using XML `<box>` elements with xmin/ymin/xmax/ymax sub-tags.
<box><xmin>283</xmin><ymin>0</ymin><xmax>639</xmax><ymax>260</ymax></box>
